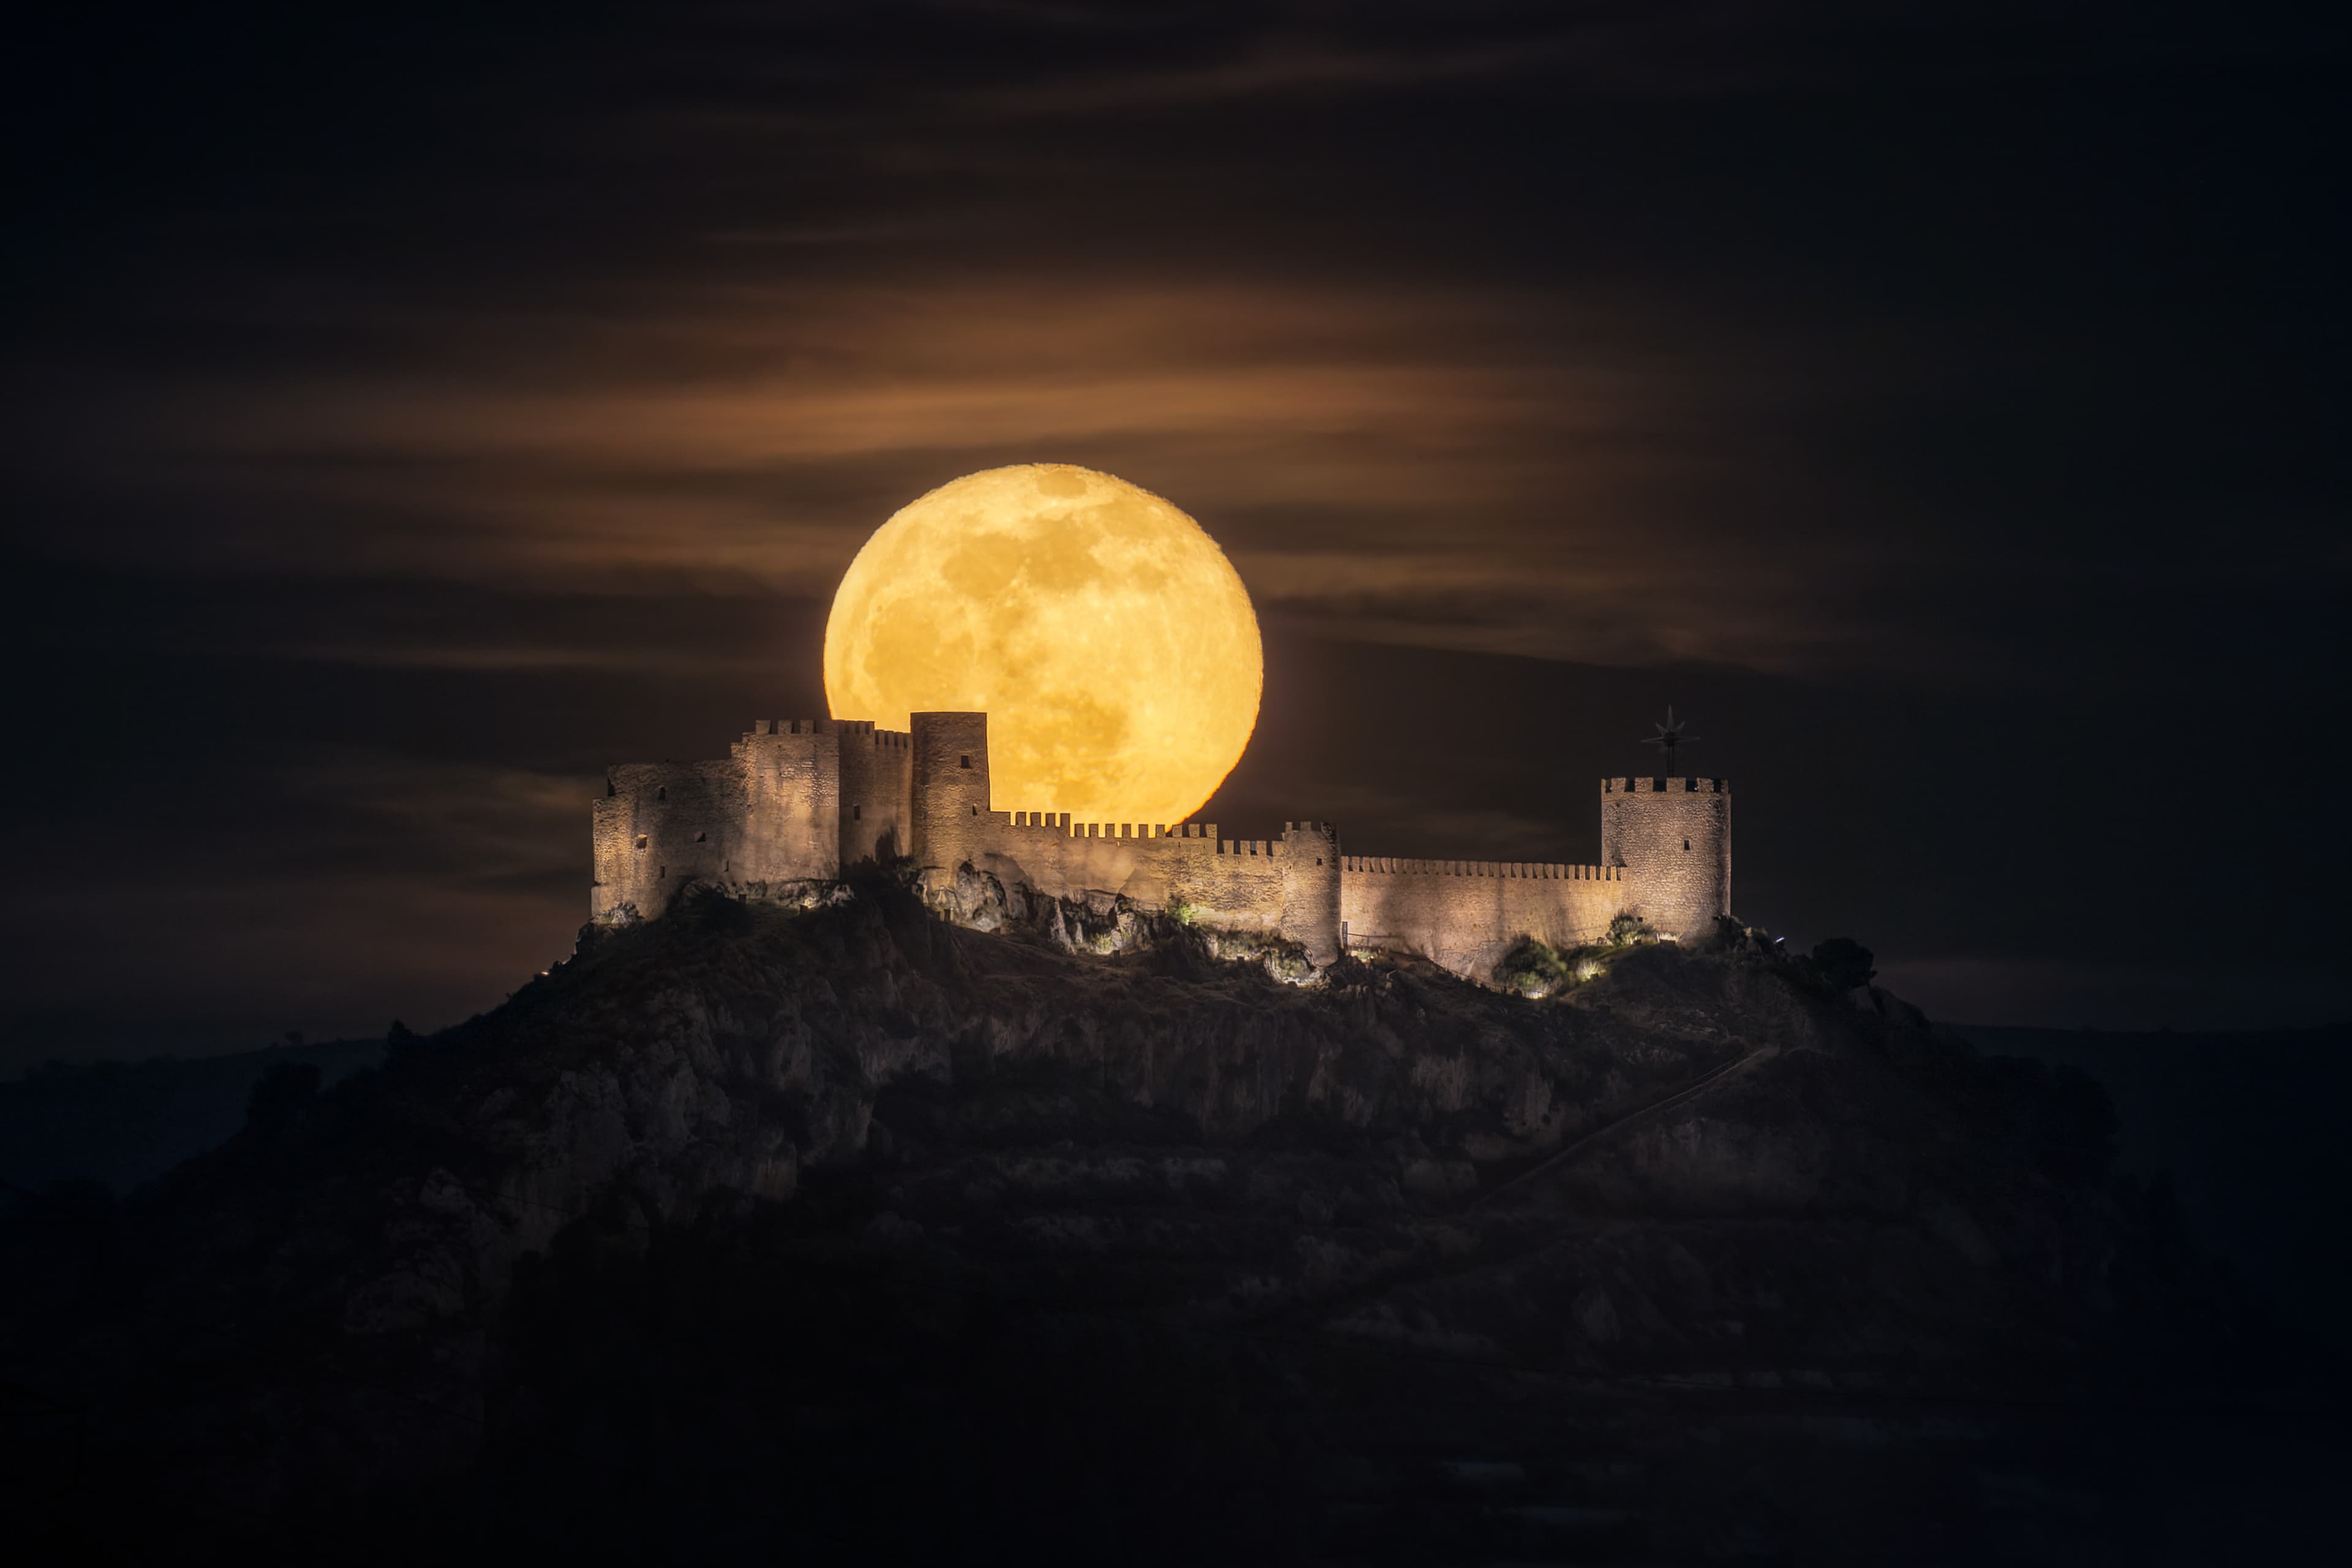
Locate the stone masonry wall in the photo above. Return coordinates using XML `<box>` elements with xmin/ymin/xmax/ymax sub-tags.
<box><xmin>832</xmin><ymin>722</ymin><xmax>914</xmax><ymax>865</ymax></box>
<box><xmin>1599</xmin><ymin>777</ymin><xmax>1730</xmax><ymax>938</ymax></box>
<box><xmin>965</xmin><ymin>815</ymin><xmax>1289</xmax><ymax>937</ymax></box>
<box><xmin>733</xmin><ymin>725</ymin><xmax>842</xmax><ymax>888</ymax></box>
<box><xmin>910</xmin><ymin>712</ymin><xmax>990</xmax><ymax>884</ymax></box>
<box><xmin>591</xmin><ymin>759</ymin><xmax>747</xmax><ymax>922</ymax></box>
<box><xmin>1339</xmin><ymin>859</ymin><xmax>1628</xmax><ymax>979</ymax></box>
<box><xmin>1279</xmin><ymin>822</ymin><xmax>1343</xmax><ymax>964</ymax></box>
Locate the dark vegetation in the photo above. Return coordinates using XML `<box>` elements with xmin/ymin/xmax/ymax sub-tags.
<box><xmin>1489</xmin><ymin>913</ymin><xmax>1653</xmax><ymax>997</ymax></box>
<box><xmin>1</xmin><ymin>880</ymin><xmax>2339</xmax><ymax>1564</ymax></box>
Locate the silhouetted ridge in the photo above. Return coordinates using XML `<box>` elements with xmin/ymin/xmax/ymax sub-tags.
<box><xmin>0</xmin><ymin>882</ymin><xmax>2328</xmax><ymax>1564</ymax></box>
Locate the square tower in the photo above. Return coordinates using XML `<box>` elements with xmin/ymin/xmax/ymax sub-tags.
<box><xmin>1600</xmin><ymin>776</ymin><xmax>1731</xmax><ymax>939</ymax></box>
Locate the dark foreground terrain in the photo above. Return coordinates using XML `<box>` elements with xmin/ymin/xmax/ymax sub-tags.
<box><xmin>2</xmin><ymin>882</ymin><xmax>2337</xmax><ymax>1564</ymax></box>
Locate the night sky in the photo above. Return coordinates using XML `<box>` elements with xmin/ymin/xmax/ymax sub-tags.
<box><xmin>5</xmin><ymin>2</ymin><xmax>2346</xmax><ymax>1073</ymax></box>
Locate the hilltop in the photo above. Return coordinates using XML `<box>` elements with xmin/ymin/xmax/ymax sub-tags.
<box><xmin>0</xmin><ymin>880</ymin><xmax>2328</xmax><ymax>1564</ymax></box>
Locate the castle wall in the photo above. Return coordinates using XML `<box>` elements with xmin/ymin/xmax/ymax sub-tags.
<box><xmin>592</xmin><ymin>759</ymin><xmax>747</xmax><ymax>922</ymax></box>
<box><xmin>1340</xmin><ymin>859</ymin><xmax>1627</xmax><ymax>979</ymax></box>
<box><xmin>1166</xmin><ymin>829</ymin><xmax>1286</xmax><ymax>933</ymax></box>
<box><xmin>956</xmin><ymin>816</ymin><xmax>1251</xmax><ymax>927</ymax></box>
<box><xmin>590</xmin><ymin>713</ymin><xmax>1738</xmax><ymax>984</ymax></box>
<box><xmin>732</xmin><ymin>723</ymin><xmax>842</xmax><ymax>886</ymax></box>
<box><xmin>1600</xmin><ymin>777</ymin><xmax>1731</xmax><ymax>938</ymax></box>
<box><xmin>973</xmin><ymin>813</ymin><xmax>1172</xmax><ymax>908</ymax></box>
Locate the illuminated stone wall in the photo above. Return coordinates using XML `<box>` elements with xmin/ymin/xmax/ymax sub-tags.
<box><xmin>592</xmin><ymin>717</ymin><xmax>907</xmax><ymax>922</ymax></box>
<box><xmin>592</xmin><ymin>714</ymin><xmax>1735</xmax><ymax>982</ymax></box>
<box><xmin>910</xmin><ymin>711</ymin><xmax>990</xmax><ymax>883</ymax></box>
<box><xmin>733</xmin><ymin>725</ymin><xmax>842</xmax><ymax>888</ymax></box>
<box><xmin>962</xmin><ymin>815</ymin><xmax>1294</xmax><ymax>941</ymax></box>
<box><xmin>1598</xmin><ymin>777</ymin><xmax>1731</xmax><ymax>938</ymax></box>
<box><xmin>834</xmin><ymin>722</ymin><xmax>913</xmax><ymax>865</ymax></box>
<box><xmin>591</xmin><ymin>759</ymin><xmax>748</xmax><ymax>923</ymax></box>
<box><xmin>1278</xmin><ymin>823</ymin><xmax>1343</xmax><ymax>963</ymax></box>
<box><xmin>1339</xmin><ymin>859</ymin><xmax>1627</xmax><ymax>979</ymax></box>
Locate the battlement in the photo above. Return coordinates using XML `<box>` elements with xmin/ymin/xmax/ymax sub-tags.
<box><xmin>986</xmin><ymin>810</ymin><xmax>1290</xmax><ymax>856</ymax></box>
<box><xmin>997</xmin><ymin>812</ymin><xmax>1178</xmax><ymax>839</ymax></box>
<box><xmin>1341</xmin><ymin>857</ymin><xmax>1621</xmax><ymax>881</ymax></box>
<box><xmin>1602</xmin><ymin>776</ymin><xmax>1729</xmax><ymax>795</ymax></box>
<box><xmin>747</xmin><ymin>718</ymin><xmax>909</xmax><ymax>748</ymax></box>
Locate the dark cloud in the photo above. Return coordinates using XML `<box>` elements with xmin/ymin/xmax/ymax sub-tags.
<box><xmin>4</xmin><ymin>1</ymin><xmax>2346</xmax><ymax>1065</ymax></box>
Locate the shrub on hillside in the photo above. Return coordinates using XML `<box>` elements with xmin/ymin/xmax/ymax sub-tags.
<box><xmin>1605</xmin><ymin>913</ymin><xmax>1651</xmax><ymax>948</ymax></box>
<box><xmin>1494</xmin><ymin>937</ymin><xmax>1574</xmax><ymax>997</ymax></box>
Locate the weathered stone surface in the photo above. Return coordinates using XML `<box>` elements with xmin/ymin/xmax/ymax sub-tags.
<box><xmin>0</xmin><ymin>883</ymin><xmax>2315</xmax><ymax>1563</ymax></box>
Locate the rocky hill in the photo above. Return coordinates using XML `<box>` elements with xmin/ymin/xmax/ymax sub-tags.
<box><xmin>1</xmin><ymin>880</ymin><xmax>2332</xmax><ymax>1564</ymax></box>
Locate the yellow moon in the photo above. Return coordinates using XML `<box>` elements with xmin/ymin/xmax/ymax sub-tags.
<box><xmin>823</xmin><ymin>464</ymin><xmax>1262</xmax><ymax>825</ymax></box>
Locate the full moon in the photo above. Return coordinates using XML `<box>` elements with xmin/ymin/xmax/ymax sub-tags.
<box><xmin>823</xmin><ymin>464</ymin><xmax>1262</xmax><ymax>825</ymax></box>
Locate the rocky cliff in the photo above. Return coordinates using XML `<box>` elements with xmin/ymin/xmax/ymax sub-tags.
<box><xmin>0</xmin><ymin>880</ymin><xmax>2328</xmax><ymax>1564</ymax></box>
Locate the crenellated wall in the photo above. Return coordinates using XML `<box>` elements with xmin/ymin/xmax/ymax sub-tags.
<box><xmin>960</xmin><ymin>810</ymin><xmax>1293</xmax><ymax>938</ymax></box>
<box><xmin>592</xmin><ymin>707</ymin><xmax>1736</xmax><ymax>983</ymax></box>
<box><xmin>1339</xmin><ymin>857</ymin><xmax>1628</xmax><ymax>979</ymax></box>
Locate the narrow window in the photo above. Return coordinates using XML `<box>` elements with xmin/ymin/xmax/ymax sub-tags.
<box><xmin>853</xmin><ymin>805</ymin><xmax>862</xmax><ymax>821</ymax></box>
<box><xmin>658</xmin><ymin>865</ymin><xmax>666</xmax><ymax>878</ymax></box>
<box><xmin>657</xmin><ymin>786</ymin><xmax>666</xmax><ymax>801</ymax></box>
<box><xmin>695</xmin><ymin>831</ymin><xmax>707</xmax><ymax>842</ymax></box>
<box><xmin>1683</xmin><ymin>837</ymin><xmax>1691</xmax><ymax>851</ymax></box>
<box><xmin>970</xmin><ymin>804</ymin><xmax>979</xmax><ymax>816</ymax></box>
<box><xmin>635</xmin><ymin>835</ymin><xmax>648</xmax><ymax>850</ymax></box>
<box><xmin>959</xmin><ymin>754</ymin><xmax>972</xmax><ymax>769</ymax></box>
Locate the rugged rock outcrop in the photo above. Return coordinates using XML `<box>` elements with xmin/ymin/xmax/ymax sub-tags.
<box><xmin>0</xmin><ymin>880</ymin><xmax>2325</xmax><ymax>1564</ymax></box>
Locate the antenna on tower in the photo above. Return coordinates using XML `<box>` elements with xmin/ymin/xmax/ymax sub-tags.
<box><xmin>1639</xmin><ymin>707</ymin><xmax>1698</xmax><ymax>777</ymax></box>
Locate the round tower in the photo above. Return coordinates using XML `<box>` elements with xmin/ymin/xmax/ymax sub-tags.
<box><xmin>1279</xmin><ymin>820</ymin><xmax>1342</xmax><ymax>964</ymax></box>
<box><xmin>1599</xmin><ymin>776</ymin><xmax>1731</xmax><ymax>940</ymax></box>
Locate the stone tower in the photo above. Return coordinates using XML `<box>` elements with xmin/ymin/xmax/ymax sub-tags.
<box><xmin>1279</xmin><ymin>820</ymin><xmax>1342</xmax><ymax>964</ymax></box>
<box><xmin>910</xmin><ymin>710</ymin><xmax>992</xmax><ymax>880</ymax></box>
<box><xmin>1600</xmin><ymin>776</ymin><xmax>1731</xmax><ymax>940</ymax></box>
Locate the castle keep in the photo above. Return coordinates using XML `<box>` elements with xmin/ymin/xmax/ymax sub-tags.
<box><xmin>592</xmin><ymin>712</ymin><xmax>1730</xmax><ymax>981</ymax></box>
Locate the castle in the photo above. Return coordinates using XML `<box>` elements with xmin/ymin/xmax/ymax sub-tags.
<box><xmin>592</xmin><ymin>711</ymin><xmax>1730</xmax><ymax>981</ymax></box>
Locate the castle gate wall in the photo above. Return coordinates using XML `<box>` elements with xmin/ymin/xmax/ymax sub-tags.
<box><xmin>1340</xmin><ymin>859</ymin><xmax>1627</xmax><ymax>979</ymax></box>
<box><xmin>1600</xmin><ymin>777</ymin><xmax>1730</xmax><ymax>938</ymax></box>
